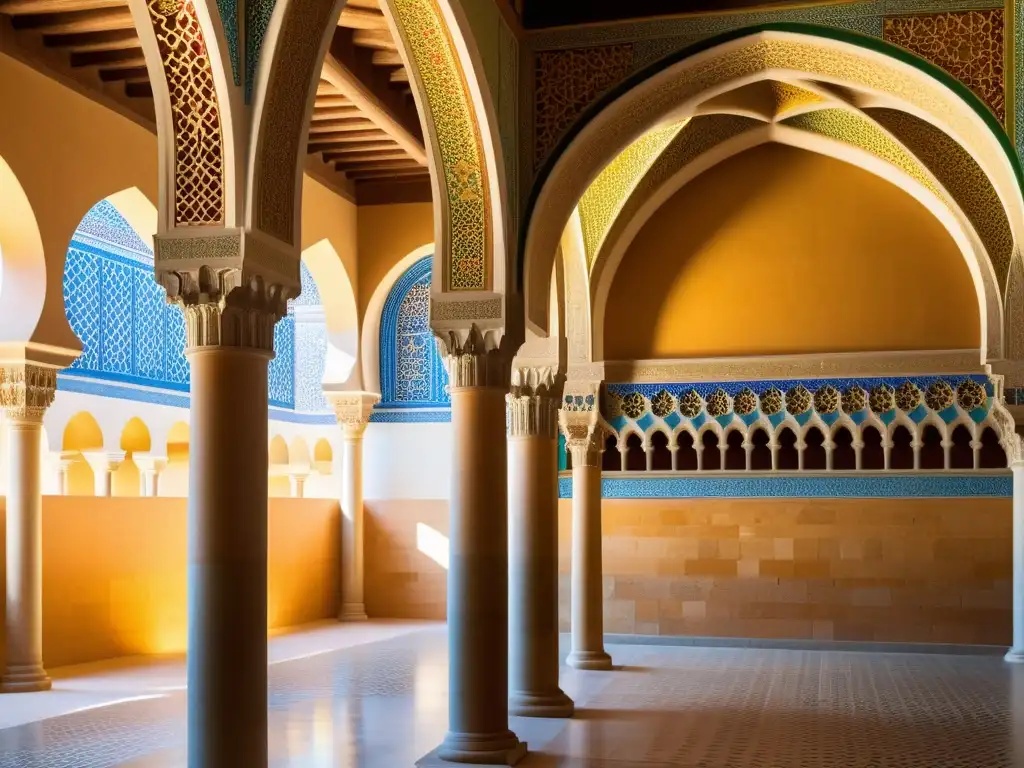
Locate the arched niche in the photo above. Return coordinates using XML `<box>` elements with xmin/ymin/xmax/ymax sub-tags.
<box><xmin>62</xmin><ymin>411</ymin><xmax>103</xmax><ymax>496</ymax></box>
<box><xmin>300</xmin><ymin>239</ymin><xmax>358</xmax><ymax>390</ymax></box>
<box><xmin>115</xmin><ymin>416</ymin><xmax>152</xmax><ymax>498</ymax></box>
<box><xmin>600</xmin><ymin>143</ymin><xmax>981</xmax><ymax>361</ymax></box>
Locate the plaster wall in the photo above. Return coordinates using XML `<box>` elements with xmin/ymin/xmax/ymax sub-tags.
<box><xmin>363</xmin><ymin>422</ymin><xmax>452</xmax><ymax>500</ymax></box>
<box><xmin>604</xmin><ymin>144</ymin><xmax>980</xmax><ymax>360</ymax></box>
<box><xmin>356</xmin><ymin>203</ymin><xmax>434</xmax><ymax>321</ymax></box>
<box><xmin>0</xmin><ymin>496</ymin><xmax>340</xmax><ymax>669</ymax></box>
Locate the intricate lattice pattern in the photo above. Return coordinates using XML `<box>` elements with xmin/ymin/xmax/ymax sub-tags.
<box><xmin>147</xmin><ymin>0</ymin><xmax>224</xmax><ymax>225</ymax></box>
<box><xmin>392</xmin><ymin>0</ymin><xmax>488</xmax><ymax>291</ymax></box>
<box><xmin>62</xmin><ymin>203</ymin><xmax>296</xmax><ymax>407</ymax></box>
<box><xmin>378</xmin><ymin>256</ymin><xmax>449</xmax><ymax>408</ymax></box>
<box><xmin>245</xmin><ymin>0</ymin><xmax>276</xmax><ymax>101</ymax></box>
<box><xmin>883</xmin><ymin>9</ymin><xmax>1004</xmax><ymax>122</ymax></box>
<box><xmin>577</xmin><ymin>121</ymin><xmax>685</xmax><ymax>267</ymax></box>
<box><xmin>534</xmin><ymin>44</ymin><xmax>634</xmax><ymax>167</ymax></box>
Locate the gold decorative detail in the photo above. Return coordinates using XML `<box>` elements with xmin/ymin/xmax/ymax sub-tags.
<box><xmin>760</xmin><ymin>387</ymin><xmax>783</xmax><ymax>416</ymax></box>
<box><xmin>841</xmin><ymin>386</ymin><xmax>867</xmax><ymax>414</ymax></box>
<box><xmin>621</xmin><ymin>391</ymin><xmax>647</xmax><ymax>419</ymax></box>
<box><xmin>925</xmin><ymin>380</ymin><xmax>955</xmax><ymax>411</ymax></box>
<box><xmin>706</xmin><ymin>388</ymin><xmax>730</xmax><ymax>418</ymax></box>
<box><xmin>1006</xmin><ymin>248</ymin><xmax>1024</xmax><ymax>361</ymax></box>
<box><xmin>0</xmin><ymin>364</ymin><xmax>57</xmax><ymax>421</ymax></box>
<box><xmin>391</xmin><ymin>0</ymin><xmax>490</xmax><ymax>291</ymax></box>
<box><xmin>867</xmin><ymin>107</ymin><xmax>1014</xmax><ymax>293</ymax></box>
<box><xmin>507</xmin><ymin>367</ymin><xmax>562</xmax><ymax>439</ymax></box>
<box><xmin>957</xmin><ymin>379</ymin><xmax>987</xmax><ymax>411</ymax></box>
<box><xmin>146</xmin><ymin>0</ymin><xmax>224</xmax><ymax>226</ymax></box>
<box><xmin>435</xmin><ymin>324</ymin><xmax>510</xmax><ymax>389</ymax></box>
<box><xmin>869</xmin><ymin>385</ymin><xmax>896</xmax><ymax>414</ymax></box>
<box><xmin>430</xmin><ymin>297</ymin><xmax>503</xmax><ymax>322</ymax></box>
<box><xmin>883</xmin><ymin>9</ymin><xmax>1004</xmax><ymax>122</ymax></box>
<box><xmin>785</xmin><ymin>385</ymin><xmax>811</xmax><ymax>415</ymax></box>
<box><xmin>534</xmin><ymin>44</ymin><xmax>634</xmax><ymax>168</ymax></box>
<box><xmin>895</xmin><ymin>381</ymin><xmax>922</xmax><ymax>412</ymax></box>
<box><xmin>768</xmin><ymin>80</ymin><xmax>824</xmax><ymax>117</ymax></box>
<box><xmin>678</xmin><ymin>388</ymin><xmax>703</xmax><ymax>418</ymax></box>
<box><xmin>782</xmin><ymin>108</ymin><xmax>941</xmax><ymax>199</ymax></box>
<box><xmin>650</xmin><ymin>389</ymin><xmax>675</xmax><ymax>418</ymax></box>
<box><xmin>254</xmin><ymin>0</ymin><xmax>339</xmax><ymax>244</ymax></box>
<box><xmin>813</xmin><ymin>384</ymin><xmax>840</xmax><ymax>414</ymax></box>
<box><xmin>577</xmin><ymin>121</ymin><xmax>686</xmax><ymax>268</ymax></box>
<box><xmin>733</xmin><ymin>387</ymin><xmax>758</xmax><ymax>416</ymax></box>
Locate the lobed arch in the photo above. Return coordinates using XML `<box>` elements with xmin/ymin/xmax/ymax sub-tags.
<box><xmin>522</xmin><ymin>24</ymin><xmax>1024</xmax><ymax>342</ymax></box>
<box><xmin>588</xmin><ymin>120</ymin><xmax>1002</xmax><ymax>362</ymax></box>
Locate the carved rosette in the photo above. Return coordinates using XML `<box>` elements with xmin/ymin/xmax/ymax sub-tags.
<box><xmin>326</xmin><ymin>391</ymin><xmax>380</xmax><ymax>440</ymax></box>
<box><xmin>0</xmin><ymin>364</ymin><xmax>57</xmax><ymax>422</ymax></box>
<box><xmin>154</xmin><ymin>231</ymin><xmax>298</xmax><ymax>352</ymax></box>
<box><xmin>435</xmin><ymin>324</ymin><xmax>511</xmax><ymax>391</ymax></box>
<box><xmin>507</xmin><ymin>365</ymin><xmax>563</xmax><ymax>439</ymax></box>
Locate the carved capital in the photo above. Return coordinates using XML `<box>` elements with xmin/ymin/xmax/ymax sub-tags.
<box><xmin>155</xmin><ymin>230</ymin><xmax>299</xmax><ymax>352</ymax></box>
<box><xmin>507</xmin><ymin>365</ymin><xmax>563</xmax><ymax>439</ymax></box>
<box><xmin>435</xmin><ymin>324</ymin><xmax>512</xmax><ymax>390</ymax></box>
<box><xmin>326</xmin><ymin>391</ymin><xmax>379</xmax><ymax>439</ymax></box>
<box><xmin>0</xmin><ymin>363</ymin><xmax>57</xmax><ymax>422</ymax></box>
<box><xmin>560</xmin><ymin>382</ymin><xmax>606</xmax><ymax>467</ymax></box>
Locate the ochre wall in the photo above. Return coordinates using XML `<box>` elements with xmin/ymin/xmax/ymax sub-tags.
<box><xmin>604</xmin><ymin>144</ymin><xmax>980</xmax><ymax>360</ymax></box>
<box><xmin>360</xmin><ymin>496</ymin><xmax>1010</xmax><ymax>645</ymax></box>
<box><xmin>557</xmin><ymin>496</ymin><xmax>1011</xmax><ymax>645</ymax></box>
<box><xmin>0</xmin><ymin>496</ymin><xmax>340</xmax><ymax>668</ymax></box>
<box><xmin>365</xmin><ymin>499</ymin><xmax>448</xmax><ymax>620</ymax></box>
<box><xmin>301</xmin><ymin>175</ymin><xmax>359</xmax><ymax>291</ymax></box>
<box><xmin>356</xmin><ymin>202</ymin><xmax>434</xmax><ymax>319</ymax></box>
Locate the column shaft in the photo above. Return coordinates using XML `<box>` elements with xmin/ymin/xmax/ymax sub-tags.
<box><xmin>1008</xmin><ymin>463</ymin><xmax>1024</xmax><ymax>663</ymax></box>
<box><xmin>340</xmin><ymin>433</ymin><xmax>367</xmax><ymax>620</ymax></box>
<box><xmin>186</xmin><ymin>346</ymin><xmax>270</xmax><ymax>767</ymax></box>
<box><xmin>439</xmin><ymin>384</ymin><xmax>525</xmax><ymax>763</ymax></box>
<box><xmin>567</xmin><ymin>451</ymin><xmax>612</xmax><ymax>670</ymax></box>
<box><xmin>1</xmin><ymin>418</ymin><xmax>50</xmax><ymax>692</ymax></box>
<box><xmin>508</xmin><ymin>425</ymin><xmax>572</xmax><ymax>718</ymax></box>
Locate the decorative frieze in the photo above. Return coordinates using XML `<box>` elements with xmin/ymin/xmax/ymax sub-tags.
<box><xmin>0</xmin><ymin>364</ymin><xmax>57</xmax><ymax>422</ymax></box>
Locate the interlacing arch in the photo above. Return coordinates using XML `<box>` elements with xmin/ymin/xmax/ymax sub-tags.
<box><xmin>523</xmin><ymin>24</ymin><xmax>1024</xmax><ymax>369</ymax></box>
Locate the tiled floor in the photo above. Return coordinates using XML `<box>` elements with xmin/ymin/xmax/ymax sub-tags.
<box><xmin>0</xmin><ymin>622</ymin><xmax>1022</xmax><ymax>767</ymax></box>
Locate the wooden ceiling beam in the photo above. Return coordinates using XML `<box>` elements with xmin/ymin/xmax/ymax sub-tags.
<box><xmin>345</xmin><ymin>167</ymin><xmax>430</xmax><ymax>180</ymax></box>
<box><xmin>323</xmin><ymin>150</ymin><xmax>410</xmax><ymax>163</ymax></box>
<box><xmin>70</xmin><ymin>46</ymin><xmax>143</xmax><ymax>67</ymax></box>
<box><xmin>11</xmin><ymin>7</ymin><xmax>135</xmax><ymax>34</ymax></box>
<box><xmin>370</xmin><ymin>49</ymin><xmax>402</xmax><ymax>66</ymax></box>
<box><xmin>43</xmin><ymin>28</ymin><xmax>139</xmax><ymax>53</ymax></box>
<box><xmin>351</xmin><ymin>28</ymin><xmax>395</xmax><ymax>50</ymax></box>
<box><xmin>311</xmin><ymin>106</ymin><xmax>362</xmax><ymax>121</ymax></box>
<box><xmin>307</xmin><ymin>117</ymin><xmax>378</xmax><ymax>131</ymax></box>
<box><xmin>321</xmin><ymin>53</ymin><xmax>426</xmax><ymax>166</ymax></box>
<box><xmin>313</xmin><ymin>95</ymin><xmax>352</xmax><ymax>109</ymax></box>
<box><xmin>320</xmin><ymin>140</ymin><xmax>398</xmax><ymax>153</ymax></box>
<box><xmin>389</xmin><ymin>67</ymin><xmax>408</xmax><ymax>84</ymax></box>
<box><xmin>338</xmin><ymin>7</ymin><xmax>387</xmax><ymax>30</ymax></box>
<box><xmin>306</xmin><ymin>129</ymin><xmax>390</xmax><ymax>143</ymax></box>
<box><xmin>346</xmin><ymin>0</ymin><xmax>381</xmax><ymax>8</ymax></box>
<box><xmin>98</xmin><ymin>64</ymin><xmax>148</xmax><ymax>82</ymax></box>
<box><xmin>0</xmin><ymin>0</ymin><xmax>125</xmax><ymax>13</ymax></box>
<box><xmin>335</xmin><ymin>158</ymin><xmax>421</xmax><ymax>172</ymax></box>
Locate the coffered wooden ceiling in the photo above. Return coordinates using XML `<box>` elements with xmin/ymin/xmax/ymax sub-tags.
<box><xmin>0</xmin><ymin>0</ymin><xmax>429</xmax><ymax>199</ymax></box>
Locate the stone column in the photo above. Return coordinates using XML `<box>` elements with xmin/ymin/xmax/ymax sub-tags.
<box><xmin>507</xmin><ymin>367</ymin><xmax>573</xmax><ymax>718</ymax></box>
<box><xmin>426</xmin><ymin>328</ymin><xmax>525</xmax><ymax>765</ymax></box>
<box><xmin>155</xmin><ymin>242</ymin><xmax>294</xmax><ymax>768</ymax></box>
<box><xmin>53</xmin><ymin>451</ymin><xmax>77</xmax><ymax>496</ymax></box>
<box><xmin>135</xmin><ymin>454</ymin><xmax>167</xmax><ymax>497</ymax></box>
<box><xmin>328</xmin><ymin>392</ymin><xmax>378</xmax><ymax>623</ymax></box>
<box><xmin>0</xmin><ymin>364</ymin><xmax>58</xmax><ymax>692</ymax></box>
<box><xmin>561</xmin><ymin>399</ymin><xmax>613</xmax><ymax>671</ymax></box>
<box><xmin>1008</xmin><ymin>454</ymin><xmax>1024</xmax><ymax>663</ymax></box>
<box><xmin>287</xmin><ymin>469</ymin><xmax>309</xmax><ymax>499</ymax></box>
<box><xmin>83</xmin><ymin>451</ymin><xmax>126</xmax><ymax>497</ymax></box>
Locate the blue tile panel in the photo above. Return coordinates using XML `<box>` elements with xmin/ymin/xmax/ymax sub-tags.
<box><xmin>556</xmin><ymin>475</ymin><xmax>1012</xmax><ymax>499</ymax></box>
<box><xmin>369</xmin><ymin>409</ymin><xmax>452</xmax><ymax>424</ymax></box>
<box><xmin>376</xmin><ymin>255</ymin><xmax>451</xmax><ymax>420</ymax></box>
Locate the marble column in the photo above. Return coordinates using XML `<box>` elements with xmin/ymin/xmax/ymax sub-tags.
<box><xmin>135</xmin><ymin>454</ymin><xmax>167</xmax><ymax>497</ymax></box>
<box><xmin>287</xmin><ymin>469</ymin><xmax>309</xmax><ymax>499</ymax></box>
<box><xmin>53</xmin><ymin>451</ymin><xmax>77</xmax><ymax>496</ymax></box>
<box><xmin>1007</xmin><ymin>456</ymin><xmax>1024</xmax><ymax>663</ymax></box>
<box><xmin>83</xmin><ymin>450</ymin><xmax>126</xmax><ymax>497</ymax></box>
<box><xmin>155</xmin><ymin>246</ymin><xmax>293</xmax><ymax>768</ymax></box>
<box><xmin>507</xmin><ymin>368</ymin><xmax>573</xmax><ymax>718</ymax></box>
<box><xmin>561</xmin><ymin>409</ymin><xmax>613</xmax><ymax>671</ymax></box>
<box><xmin>422</xmin><ymin>328</ymin><xmax>525</xmax><ymax>766</ymax></box>
<box><xmin>329</xmin><ymin>392</ymin><xmax>378</xmax><ymax>622</ymax></box>
<box><xmin>0</xmin><ymin>364</ymin><xmax>58</xmax><ymax>692</ymax></box>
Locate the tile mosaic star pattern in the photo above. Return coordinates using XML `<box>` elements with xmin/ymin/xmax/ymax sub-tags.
<box><xmin>0</xmin><ymin>629</ymin><xmax>1020</xmax><ymax>767</ymax></box>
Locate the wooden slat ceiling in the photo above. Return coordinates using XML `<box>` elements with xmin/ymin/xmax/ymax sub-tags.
<box><xmin>0</xmin><ymin>0</ymin><xmax>429</xmax><ymax>187</ymax></box>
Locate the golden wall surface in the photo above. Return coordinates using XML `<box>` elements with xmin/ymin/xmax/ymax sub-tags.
<box><xmin>362</xmin><ymin>496</ymin><xmax>1011</xmax><ymax>645</ymax></box>
<box><xmin>604</xmin><ymin>144</ymin><xmax>979</xmax><ymax>360</ymax></box>
<box><xmin>356</xmin><ymin>202</ymin><xmax>434</xmax><ymax>319</ymax></box>
<box><xmin>0</xmin><ymin>497</ymin><xmax>340</xmax><ymax>668</ymax></box>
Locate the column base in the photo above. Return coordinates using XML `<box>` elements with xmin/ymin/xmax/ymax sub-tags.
<box><xmin>509</xmin><ymin>689</ymin><xmax>574</xmax><ymax>718</ymax></box>
<box><xmin>1005</xmin><ymin>648</ymin><xmax>1024</xmax><ymax>663</ymax></box>
<box><xmin>339</xmin><ymin>603</ymin><xmax>368</xmax><ymax>622</ymax></box>
<box><xmin>566</xmin><ymin>650</ymin><xmax>612</xmax><ymax>670</ymax></box>
<box><xmin>417</xmin><ymin>731</ymin><xmax>526</xmax><ymax>765</ymax></box>
<box><xmin>1</xmin><ymin>664</ymin><xmax>52</xmax><ymax>693</ymax></box>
